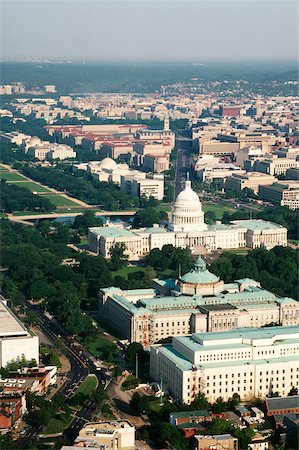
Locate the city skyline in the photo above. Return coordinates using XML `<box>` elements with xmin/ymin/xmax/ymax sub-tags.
<box><xmin>1</xmin><ymin>0</ymin><xmax>298</xmax><ymax>62</ymax></box>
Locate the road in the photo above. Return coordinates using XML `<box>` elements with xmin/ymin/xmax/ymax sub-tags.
<box><xmin>174</xmin><ymin>132</ymin><xmax>193</xmax><ymax>198</ymax></box>
<box><xmin>8</xmin><ymin>210</ymin><xmax>136</xmax><ymax>222</ymax></box>
<box><xmin>17</xmin><ymin>305</ymin><xmax>108</xmax><ymax>447</ymax></box>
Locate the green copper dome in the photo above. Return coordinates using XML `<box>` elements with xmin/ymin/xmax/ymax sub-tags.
<box><xmin>180</xmin><ymin>256</ymin><xmax>219</xmax><ymax>285</ymax></box>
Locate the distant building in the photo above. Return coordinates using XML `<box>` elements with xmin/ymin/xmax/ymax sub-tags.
<box><xmin>220</xmin><ymin>105</ymin><xmax>243</xmax><ymax>117</ymax></box>
<box><xmin>44</xmin><ymin>85</ymin><xmax>56</xmax><ymax>93</ymax></box>
<box><xmin>259</xmin><ymin>182</ymin><xmax>299</xmax><ymax>209</ymax></box>
<box><xmin>0</xmin><ymin>131</ymin><xmax>31</xmax><ymax>146</ymax></box>
<box><xmin>225</xmin><ymin>172</ymin><xmax>276</xmax><ymax>193</ymax></box>
<box><xmin>120</xmin><ymin>172</ymin><xmax>164</xmax><ymax>200</ymax></box>
<box><xmin>249</xmin><ymin>157</ymin><xmax>299</xmax><ymax>177</ymax></box>
<box><xmin>24</xmin><ymin>136</ymin><xmax>76</xmax><ymax>161</ymax></box>
<box><xmin>142</xmin><ymin>153</ymin><xmax>170</xmax><ymax>173</ymax></box>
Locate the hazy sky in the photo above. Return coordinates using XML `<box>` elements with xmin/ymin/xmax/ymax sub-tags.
<box><xmin>1</xmin><ymin>0</ymin><xmax>298</xmax><ymax>61</ymax></box>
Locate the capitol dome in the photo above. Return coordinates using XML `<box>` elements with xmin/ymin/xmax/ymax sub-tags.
<box><xmin>100</xmin><ymin>157</ymin><xmax>118</xmax><ymax>171</ymax></box>
<box><xmin>168</xmin><ymin>175</ymin><xmax>207</xmax><ymax>232</ymax></box>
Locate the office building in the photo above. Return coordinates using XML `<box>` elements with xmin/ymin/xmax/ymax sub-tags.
<box><xmin>150</xmin><ymin>326</ymin><xmax>299</xmax><ymax>404</ymax></box>
<box><xmin>98</xmin><ymin>257</ymin><xmax>298</xmax><ymax>346</ymax></box>
<box><xmin>0</xmin><ymin>298</ymin><xmax>39</xmax><ymax>368</ymax></box>
<box><xmin>259</xmin><ymin>182</ymin><xmax>299</xmax><ymax>209</ymax></box>
<box><xmin>225</xmin><ymin>172</ymin><xmax>276</xmax><ymax>194</ymax></box>
<box><xmin>75</xmin><ymin>421</ymin><xmax>135</xmax><ymax>450</ymax></box>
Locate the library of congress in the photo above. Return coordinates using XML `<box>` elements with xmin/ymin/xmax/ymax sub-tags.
<box><xmin>89</xmin><ymin>177</ymin><xmax>287</xmax><ymax>260</ymax></box>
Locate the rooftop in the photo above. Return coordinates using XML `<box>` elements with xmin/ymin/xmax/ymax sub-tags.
<box><xmin>0</xmin><ymin>300</ymin><xmax>29</xmax><ymax>338</ymax></box>
<box><xmin>266</xmin><ymin>396</ymin><xmax>299</xmax><ymax>412</ymax></box>
<box><xmin>230</xmin><ymin>219</ymin><xmax>286</xmax><ymax>231</ymax></box>
<box><xmin>89</xmin><ymin>226</ymin><xmax>138</xmax><ymax>239</ymax></box>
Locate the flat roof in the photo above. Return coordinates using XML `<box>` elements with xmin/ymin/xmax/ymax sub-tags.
<box><xmin>0</xmin><ymin>301</ymin><xmax>29</xmax><ymax>338</ymax></box>
<box><xmin>89</xmin><ymin>226</ymin><xmax>138</xmax><ymax>239</ymax></box>
<box><xmin>231</xmin><ymin>219</ymin><xmax>286</xmax><ymax>231</ymax></box>
<box><xmin>199</xmin><ymin>304</ymin><xmax>237</xmax><ymax>312</ymax></box>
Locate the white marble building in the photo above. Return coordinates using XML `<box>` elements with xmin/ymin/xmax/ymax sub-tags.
<box><xmin>89</xmin><ymin>177</ymin><xmax>287</xmax><ymax>260</ymax></box>
<box><xmin>150</xmin><ymin>326</ymin><xmax>299</xmax><ymax>404</ymax></box>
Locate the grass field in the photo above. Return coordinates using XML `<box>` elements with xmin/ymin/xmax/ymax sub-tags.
<box><xmin>222</xmin><ymin>248</ymin><xmax>249</xmax><ymax>256</ymax></box>
<box><xmin>0</xmin><ymin>172</ymin><xmax>27</xmax><ymax>181</ymax></box>
<box><xmin>7</xmin><ymin>181</ymin><xmax>51</xmax><ymax>192</ymax></box>
<box><xmin>43</xmin><ymin>414</ymin><xmax>72</xmax><ymax>435</ymax></box>
<box><xmin>42</xmin><ymin>194</ymin><xmax>80</xmax><ymax>208</ymax></box>
<box><xmin>112</xmin><ymin>265</ymin><xmax>146</xmax><ymax>279</ymax></box>
<box><xmin>84</xmin><ymin>334</ymin><xmax>117</xmax><ymax>358</ymax></box>
<box><xmin>74</xmin><ymin>375</ymin><xmax>98</xmax><ymax>397</ymax></box>
<box><xmin>202</xmin><ymin>203</ymin><xmax>235</xmax><ymax>220</ymax></box>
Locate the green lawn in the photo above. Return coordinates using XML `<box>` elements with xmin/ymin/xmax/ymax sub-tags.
<box><xmin>222</xmin><ymin>248</ymin><xmax>249</xmax><ymax>256</ymax></box>
<box><xmin>41</xmin><ymin>194</ymin><xmax>80</xmax><ymax>207</ymax></box>
<box><xmin>202</xmin><ymin>203</ymin><xmax>235</xmax><ymax>220</ymax></box>
<box><xmin>84</xmin><ymin>334</ymin><xmax>117</xmax><ymax>358</ymax></box>
<box><xmin>74</xmin><ymin>375</ymin><xmax>98</xmax><ymax>397</ymax></box>
<box><xmin>0</xmin><ymin>172</ymin><xmax>27</xmax><ymax>181</ymax></box>
<box><xmin>43</xmin><ymin>414</ymin><xmax>72</xmax><ymax>434</ymax></box>
<box><xmin>112</xmin><ymin>265</ymin><xmax>146</xmax><ymax>279</ymax></box>
<box><xmin>7</xmin><ymin>181</ymin><xmax>51</xmax><ymax>192</ymax></box>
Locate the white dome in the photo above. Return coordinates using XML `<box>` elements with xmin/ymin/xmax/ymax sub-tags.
<box><xmin>175</xmin><ymin>180</ymin><xmax>202</xmax><ymax>206</ymax></box>
<box><xmin>168</xmin><ymin>178</ymin><xmax>207</xmax><ymax>232</ymax></box>
<box><xmin>100</xmin><ymin>158</ymin><xmax>118</xmax><ymax>171</ymax></box>
<box><xmin>30</xmin><ymin>136</ymin><xmax>41</xmax><ymax>145</ymax></box>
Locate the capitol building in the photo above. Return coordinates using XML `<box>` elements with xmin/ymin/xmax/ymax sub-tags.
<box><xmin>89</xmin><ymin>177</ymin><xmax>287</xmax><ymax>259</ymax></box>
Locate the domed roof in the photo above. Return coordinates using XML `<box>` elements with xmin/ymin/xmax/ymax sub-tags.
<box><xmin>174</xmin><ymin>175</ymin><xmax>201</xmax><ymax>207</ymax></box>
<box><xmin>180</xmin><ymin>256</ymin><xmax>219</xmax><ymax>285</ymax></box>
<box><xmin>29</xmin><ymin>136</ymin><xmax>41</xmax><ymax>145</ymax></box>
<box><xmin>100</xmin><ymin>158</ymin><xmax>118</xmax><ymax>170</ymax></box>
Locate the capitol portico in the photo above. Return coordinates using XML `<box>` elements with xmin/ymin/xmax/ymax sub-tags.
<box><xmin>89</xmin><ymin>178</ymin><xmax>287</xmax><ymax>260</ymax></box>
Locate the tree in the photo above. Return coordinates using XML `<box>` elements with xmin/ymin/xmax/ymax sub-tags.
<box><xmin>130</xmin><ymin>392</ymin><xmax>150</xmax><ymax>415</ymax></box>
<box><xmin>190</xmin><ymin>392</ymin><xmax>209</xmax><ymax>410</ymax></box>
<box><xmin>109</xmin><ymin>242</ymin><xmax>128</xmax><ymax>270</ymax></box>
<box><xmin>132</xmin><ymin>207</ymin><xmax>167</xmax><ymax>228</ymax></box>
<box><xmin>159</xmin><ymin>423</ymin><xmax>189</xmax><ymax>450</ymax></box>
<box><xmin>205</xmin><ymin>210</ymin><xmax>217</xmax><ymax>224</ymax></box>
<box><xmin>126</xmin><ymin>342</ymin><xmax>144</xmax><ymax>364</ymax></box>
<box><xmin>73</xmin><ymin>210</ymin><xmax>103</xmax><ymax>235</ymax></box>
<box><xmin>288</xmin><ymin>386</ymin><xmax>298</xmax><ymax>396</ymax></box>
<box><xmin>212</xmin><ymin>397</ymin><xmax>228</xmax><ymax>414</ymax></box>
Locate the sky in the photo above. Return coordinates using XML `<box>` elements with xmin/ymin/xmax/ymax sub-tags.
<box><xmin>1</xmin><ymin>0</ymin><xmax>298</xmax><ymax>62</ymax></box>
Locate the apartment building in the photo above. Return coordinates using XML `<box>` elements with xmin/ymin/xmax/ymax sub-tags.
<box><xmin>150</xmin><ymin>326</ymin><xmax>299</xmax><ymax>404</ymax></box>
